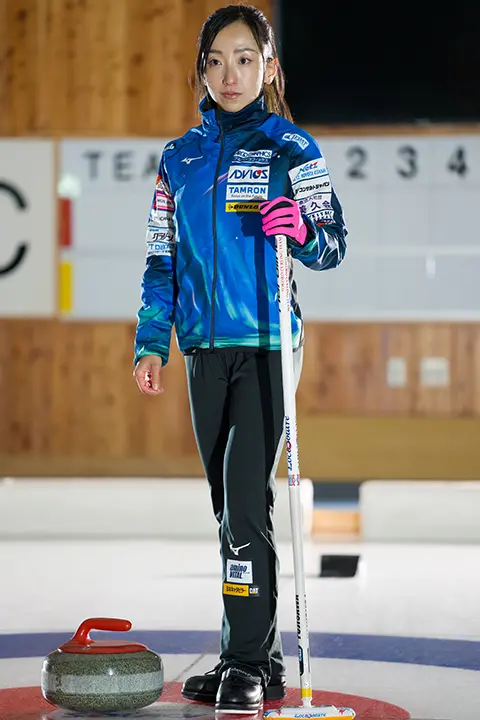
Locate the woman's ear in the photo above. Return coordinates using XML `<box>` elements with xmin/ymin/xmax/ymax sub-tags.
<box><xmin>264</xmin><ymin>57</ymin><xmax>278</xmax><ymax>86</ymax></box>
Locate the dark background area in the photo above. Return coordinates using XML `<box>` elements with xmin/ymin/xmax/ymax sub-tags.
<box><xmin>278</xmin><ymin>1</ymin><xmax>480</xmax><ymax>125</ymax></box>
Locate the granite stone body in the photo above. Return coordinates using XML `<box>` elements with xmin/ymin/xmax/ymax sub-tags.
<box><xmin>41</xmin><ymin>648</ymin><xmax>164</xmax><ymax>712</ymax></box>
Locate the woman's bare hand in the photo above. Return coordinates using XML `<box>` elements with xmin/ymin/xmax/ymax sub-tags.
<box><xmin>134</xmin><ymin>355</ymin><xmax>164</xmax><ymax>395</ymax></box>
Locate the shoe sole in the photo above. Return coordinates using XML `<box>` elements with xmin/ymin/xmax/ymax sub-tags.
<box><xmin>215</xmin><ymin>705</ymin><xmax>261</xmax><ymax>714</ymax></box>
<box><xmin>182</xmin><ymin>685</ymin><xmax>285</xmax><ymax>704</ymax></box>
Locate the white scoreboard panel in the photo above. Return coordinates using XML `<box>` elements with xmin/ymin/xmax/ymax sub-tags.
<box><xmin>59</xmin><ymin>139</ymin><xmax>167</xmax><ymax>319</ymax></box>
<box><xmin>296</xmin><ymin>134</ymin><xmax>480</xmax><ymax>320</ymax></box>
<box><xmin>60</xmin><ymin>134</ymin><xmax>480</xmax><ymax>321</ymax></box>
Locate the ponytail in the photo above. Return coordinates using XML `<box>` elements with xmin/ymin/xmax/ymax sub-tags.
<box><xmin>263</xmin><ymin>62</ymin><xmax>293</xmax><ymax>122</ymax></box>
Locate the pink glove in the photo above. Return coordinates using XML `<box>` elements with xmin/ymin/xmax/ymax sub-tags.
<box><xmin>259</xmin><ymin>197</ymin><xmax>307</xmax><ymax>246</ymax></box>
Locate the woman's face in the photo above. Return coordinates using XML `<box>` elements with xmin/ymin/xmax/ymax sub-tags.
<box><xmin>204</xmin><ymin>20</ymin><xmax>276</xmax><ymax>113</ymax></box>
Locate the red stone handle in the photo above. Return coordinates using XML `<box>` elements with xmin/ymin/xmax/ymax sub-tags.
<box><xmin>71</xmin><ymin>618</ymin><xmax>132</xmax><ymax>646</ymax></box>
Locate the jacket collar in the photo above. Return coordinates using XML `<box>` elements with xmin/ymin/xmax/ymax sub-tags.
<box><xmin>200</xmin><ymin>93</ymin><xmax>270</xmax><ymax>134</ymax></box>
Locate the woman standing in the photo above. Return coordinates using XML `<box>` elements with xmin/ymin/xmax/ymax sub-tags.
<box><xmin>134</xmin><ymin>4</ymin><xmax>347</xmax><ymax>714</ymax></box>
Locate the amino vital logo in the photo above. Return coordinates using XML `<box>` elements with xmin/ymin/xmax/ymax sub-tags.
<box><xmin>229</xmin><ymin>563</ymin><xmax>248</xmax><ymax>579</ymax></box>
<box><xmin>227</xmin><ymin>558</ymin><xmax>253</xmax><ymax>584</ymax></box>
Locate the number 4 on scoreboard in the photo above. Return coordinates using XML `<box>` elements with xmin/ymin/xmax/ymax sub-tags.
<box><xmin>447</xmin><ymin>146</ymin><xmax>468</xmax><ymax>177</ymax></box>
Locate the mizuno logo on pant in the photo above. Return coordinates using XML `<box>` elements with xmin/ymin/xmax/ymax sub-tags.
<box><xmin>229</xmin><ymin>542</ymin><xmax>251</xmax><ymax>556</ymax></box>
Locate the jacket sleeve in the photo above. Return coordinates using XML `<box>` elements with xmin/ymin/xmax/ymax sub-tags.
<box><xmin>134</xmin><ymin>153</ymin><xmax>177</xmax><ymax>366</ymax></box>
<box><xmin>286</xmin><ymin>136</ymin><xmax>347</xmax><ymax>270</ymax></box>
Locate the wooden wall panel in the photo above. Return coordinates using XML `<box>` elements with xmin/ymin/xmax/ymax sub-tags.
<box><xmin>300</xmin><ymin>323</ymin><xmax>480</xmax><ymax>419</ymax></box>
<box><xmin>414</xmin><ymin>325</ymin><xmax>451</xmax><ymax>416</ymax></box>
<box><xmin>0</xmin><ymin>0</ymin><xmax>274</xmax><ymax>137</ymax></box>
<box><xmin>378</xmin><ymin>325</ymin><xmax>416</xmax><ymax>415</ymax></box>
<box><xmin>294</xmin><ymin>416</ymin><xmax>480</xmax><ymax>480</ymax></box>
<box><xmin>451</xmin><ymin>324</ymin><xmax>480</xmax><ymax>417</ymax></box>
<box><xmin>2</xmin><ymin>319</ymin><xmax>480</xmax><ymax>479</ymax></box>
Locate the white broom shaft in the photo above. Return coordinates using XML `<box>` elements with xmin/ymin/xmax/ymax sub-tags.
<box><xmin>276</xmin><ymin>234</ymin><xmax>312</xmax><ymax>705</ymax></box>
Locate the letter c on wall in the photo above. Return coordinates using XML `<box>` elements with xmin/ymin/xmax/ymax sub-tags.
<box><xmin>0</xmin><ymin>181</ymin><xmax>29</xmax><ymax>275</ymax></box>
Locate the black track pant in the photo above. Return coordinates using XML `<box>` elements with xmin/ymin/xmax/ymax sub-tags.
<box><xmin>185</xmin><ymin>347</ymin><xmax>303</xmax><ymax>683</ymax></box>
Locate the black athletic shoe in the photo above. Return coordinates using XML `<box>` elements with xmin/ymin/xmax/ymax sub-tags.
<box><xmin>181</xmin><ymin>663</ymin><xmax>286</xmax><ymax>704</ymax></box>
<box><xmin>215</xmin><ymin>667</ymin><xmax>264</xmax><ymax>714</ymax></box>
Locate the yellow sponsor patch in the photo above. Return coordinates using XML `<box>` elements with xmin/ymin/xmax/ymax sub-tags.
<box><xmin>225</xmin><ymin>202</ymin><xmax>260</xmax><ymax>213</ymax></box>
<box><xmin>223</xmin><ymin>582</ymin><xmax>249</xmax><ymax>596</ymax></box>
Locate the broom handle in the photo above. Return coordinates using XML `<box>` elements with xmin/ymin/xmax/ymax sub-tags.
<box><xmin>275</xmin><ymin>234</ymin><xmax>313</xmax><ymax>707</ymax></box>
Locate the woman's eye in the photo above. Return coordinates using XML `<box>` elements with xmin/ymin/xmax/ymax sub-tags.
<box><xmin>207</xmin><ymin>58</ymin><xmax>221</xmax><ymax>67</ymax></box>
<box><xmin>239</xmin><ymin>57</ymin><xmax>251</xmax><ymax>64</ymax></box>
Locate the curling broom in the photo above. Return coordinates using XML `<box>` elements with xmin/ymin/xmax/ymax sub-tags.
<box><xmin>264</xmin><ymin>235</ymin><xmax>355</xmax><ymax>720</ymax></box>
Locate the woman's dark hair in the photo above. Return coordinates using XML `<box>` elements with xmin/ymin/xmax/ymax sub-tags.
<box><xmin>194</xmin><ymin>4</ymin><xmax>293</xmax><ymax>121</ymax></box>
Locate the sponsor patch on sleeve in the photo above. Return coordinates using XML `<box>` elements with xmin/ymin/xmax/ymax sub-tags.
<box><xmin>282</xmin><ymin>132</ymin><xmax>309</xmax><ymax>150</ymax></box>
<box><xmin>145</xmin><ymin>226</ymin><xmax>176</xmax><ymax>256</ymax></box>
<box><xmin>292</xmin><ymin>178</ymin><xmax>331</xmax><ymax>200</ymax></box>
<box><xmin>150</xmin><ymin>209</ymin><xmax>175</xmax><ymax>228</ymax></box>
<box><xmin>313</xmin><ymin>212</ymin><xmax>336</xmax><ymax>226</ymax></box>
<box><xmin>289</xmin><ymin>157</ymin><xmax>328</xmax><ymax>186</ymax></box>
<box><xmin>146</xmin><ymin>240</ymin><xmax>176</xmax><ymax>257</ymax></box>
<box><xmin>146</xmin><ymin>226</ymin><xmax>175</xmax><ymax>243</ymax></box>
<box><xmin>298</xmin><ymin>192</ymin><xmax>332</xmax><ymax>216</ymax></box>
<box><xmin>155</xmin><ymin>174</ymin><xmax>175</xmax><ymax>212</ymax></box>
<box><xmin>155</xmin><ymin>190</ymin><xmax>174</xmax><ymax>212</ymax></box>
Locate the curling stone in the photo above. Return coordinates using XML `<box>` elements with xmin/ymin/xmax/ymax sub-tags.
<box><xmin>41</xmin><ymin>617</ymin><xmax>163</xmax><ymax>713</ymax></box>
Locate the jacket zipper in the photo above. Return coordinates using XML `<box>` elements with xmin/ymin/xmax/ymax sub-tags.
<box><xmin>209</xmin><ymin>117</ymin><xmax>225</xmax><ymax>350</ymax></box>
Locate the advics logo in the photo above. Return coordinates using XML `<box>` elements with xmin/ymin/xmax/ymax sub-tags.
<box><xmin>228</xmin><ymin>165</ymin><xmax>270</xmax><ymax>183</ymax></box>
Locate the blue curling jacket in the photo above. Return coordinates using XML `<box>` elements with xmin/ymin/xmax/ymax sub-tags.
<box><xmin>134</xmin><ymin>94</ymin><xmax>347</xmax><ymax>366</ymax></box>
